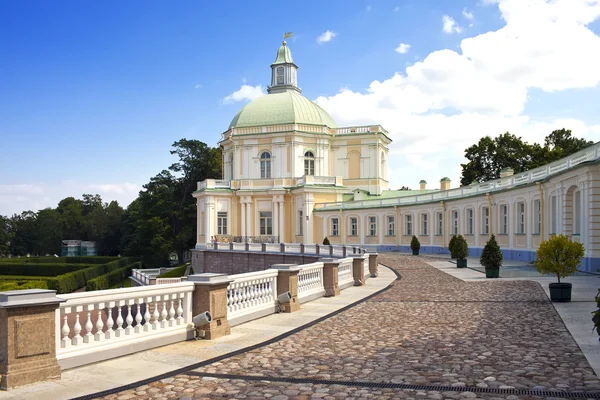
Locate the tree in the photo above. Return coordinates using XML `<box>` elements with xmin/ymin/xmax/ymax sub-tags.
<box><xmin>9</xmin><ymin>211</ymin><xmax>38</xmax><ymax>255</ymax></box>
<box><xmin>535</xmin><ymin>234</ymin><xmax>585</xmax><ymax>283</ymax></box>
<box><xmin>480</xmin><ymin>234</ymin><xmax>503</xmax><ymax>269</ymax></box>
<box><xmin>460</xmin><ymin>129</ymin><xmax>593</xmax><ymax>186</ymax></box>
<box><xmin>0</xmin><ymin>215</ymin><xmax>13</xmax><ymax>256</ymax></box>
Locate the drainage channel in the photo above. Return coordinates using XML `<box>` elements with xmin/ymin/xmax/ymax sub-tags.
<box><xmin>186</xmin><ymin>371</ymin><xmax>600</xmax><ymax>399</ymax></box>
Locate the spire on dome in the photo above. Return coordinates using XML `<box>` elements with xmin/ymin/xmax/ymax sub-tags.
<box><xmin>268</xmin><ymin>36</ymin><xmax>299</xmax><ymax>94</ymax></box>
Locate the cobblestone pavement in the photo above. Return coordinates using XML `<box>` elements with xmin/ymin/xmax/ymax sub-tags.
<box><xmin>94</xmin><ymin>254</ymin><xmax>600</xmax><ymax>400</ymax></box>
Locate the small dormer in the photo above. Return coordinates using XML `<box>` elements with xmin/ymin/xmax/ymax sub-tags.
<box><xmin>268</xmin><ymin>41</ymin><xmax>300</xmax><ymax>94</ymax></box>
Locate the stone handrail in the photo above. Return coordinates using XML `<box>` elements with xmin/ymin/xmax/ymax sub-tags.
<box><xmin>55</xmin><ymin>282</ymin><xmax>194</xmax><ymax>369</ymax></box>
<box><xmin>199</xmin><ymin>242</ymin><xmax>367</xmax><ymax>256</ymax></box>
<box><xmin>315</xmin><ymin>142</ymin><xmax>600</xmax><ymax>211</ymax></box>
<box><xmin>335</xmin><ymin>125</ymin><xmax>388</xmax><ymax>135</ymax></box>
<box><xmin>337</xmin><ymin>258</ymin><xmax>354</xmax><ymax>287</ymax></box>
<box><xmin>226</xmin><ymin>269</ymin><xmax>279</xmax><ymax>325</ymax></box>
<box><xmin>297</xmin><ymin>262</ymin><xmax>325</xmax><ymax>302</ymax></box>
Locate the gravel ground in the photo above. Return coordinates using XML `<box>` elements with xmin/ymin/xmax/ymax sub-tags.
<box><xmin>93</xmin><ymin>254</ymin><xmax>600</xmax><ymax>400</ymax></box>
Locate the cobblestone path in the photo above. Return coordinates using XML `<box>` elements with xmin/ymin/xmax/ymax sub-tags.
<box><xmin>95</xmin><ymin>255</ymin><xmax>600</xmax><ymax>400</ymax></box>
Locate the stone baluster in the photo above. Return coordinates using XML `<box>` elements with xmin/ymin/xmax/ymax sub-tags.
<box><xmin>143</xmin><ymin>299</ymin><xmax>152</xmax><ymax>332</ymax></box>
<box><xmin>134</xmin><ymin>299</ymin><xmax>143</xmax><ymax>333</ymax></box>
<box><xmin>95</xmin><ymin>303</ymin><xmax>105</xmax><ymax>341</ymax></box>
<box><xmin>152</xmin><ymin>299</ymin><xmax>160</xmax><ymax>330</ymax></box>
<box><xmin>125</xmin><ymin>303</ymin><xmax>134</xmax><ymax>335</ymax></box>
<box><xmin>160</xmin><ymin>299</ymin><xmax>168</xmax><ymax>328</ymax></box>
<box><xmin>72</xmin><ymin>310</ymin><xmax>83</xmax><ymax>345</ymax></box>
<box><xmin>61</xmin><ymin>312</ymin><xmax>71</xmax><ymax>348</ymax></box>
<box><xmin>115</xmin><ymin>301</ymin><xmax>125</xmax><ymax>337</ymax></box>
<box><xmin>176</xmin><ymin>297</ymin><xmax>184</xmax><ymax>324</ymax></box>
<box><xmin>168</xmin><ymin>298</ymin><xmax>176</xmax><ymax>327</ymax></box>
<box><xmin>83</xmin><ymin>306</ymin><xmax>94</xmax><ymax>343</ymax></box>
<box><xmin>105</xmin><ymin>302</ymin><xmax>115</xmax><ymax>339</ymax></box>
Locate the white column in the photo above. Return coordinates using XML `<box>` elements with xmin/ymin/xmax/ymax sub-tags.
<box><xmin>241</xmin><ymin>201</ymin><xmax>247</xmax><ymax>238</ymax></box>
<box><xmin>279</xmin><ymin>198</ymin><xmax>285</xmax><ymax>243</ymax></box>
<box><xmin>246</xmin><ymin>198</ymin><xmax>253</xmax><ymax>237</ymax></box>
<box><xmin>305</xmin><ymin>194</ymin><xmax>314</xmax><ymax>244</ymax></box>
<box><xmin>196</xmin><ymin>199</ymin><xmax>202</xmax><ymax>246</ymax></box>
<box><xmin>273</xmin><ymin>200</ymin><xmax>279</xmax><ymax>240</ymax></box>
<box><xmin>206</xmin><ymin>197</ymin><xmax>214</xmax><ymax>241</ymax></box>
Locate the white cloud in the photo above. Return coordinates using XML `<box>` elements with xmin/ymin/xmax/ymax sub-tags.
<box><xmin>395</xmin><ymin>43</ymin><xmax>411</xmax><ymax>54</ymax></box>
<box><xmin>223</xmin><ymin>84</ymin><xmax>264</xmax><ymax>104</ymax></box>
<box><xmin>317</xmin><ymin>30</ymin><xmax>337</xmax><ymax>44</ymax></box>
<box><xmin>462</xmin><ymin>8</ymin><xmax>474</xmax><ymax>20</ymax></box>
<box><xmin>0</xmin><ymin>182</ymin><xmax>142</xmax><ymax>216</ymax></box>
<box><xmin>316</xmin><ymin>0</ymin><xmax>600</xmax><ymax>190</ymax></box>
<box><xmin>443</xmin><ymin>15</ymin><xmax>463</xmax><ymax>33</ymax></box>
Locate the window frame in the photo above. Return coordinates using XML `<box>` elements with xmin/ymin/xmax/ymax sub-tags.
<box><xmin>298</xmin><ymin>210</ymin><xmax>303</xmax><ymax>236</ymax></box>
<box><xmin>276</xmin><ymin>66</ymin><xmax>285</xmax><ymax>85</ymax></box>
<box><xmin>574</xmin><ymin>190</ymin><xmax>581</xmax><ymax>234</ymax></box>
<box><xmin>260</xmin><ymin>151</ymin><xmax>272</xmax><ymax>178</ymax></box>
<box><xmin>499</xmin><ymin>204</ymin><xmax>508</xmax><ymax>234</ymax></box>
<box><xmin>517</xmin><ymin>201</ymin><xmax>525</xmax><ymax>234</ymax></box>
<box><xmin>217</xmin><ymin>211</ymin><xmax>228</xmax><ymax>235</ymax></box>
<box><xmin>436</xmin><ymin>212</ymin><xmax>443</xmax><ymax>236</ymax></box>
<box><xmin>405</xmin><ymin>214</ymin><xmax>413</xmax><ymax>236</ymax></box>
<box><xmin>259</xmin><ymin>211</ymin><xmax>273</xmax><ymax>235</ymax></box>
<box><xmin>421</xmin><ymin>212</ymin><xmax>428</xmax><ymax>236</ymax></box>
<box><xmin>451</xmin><ymin>210</ymin><xmax>459</xmax><ymax>235</ymax></box>
<box><xmin>386</xmin><ymin>215</ymin><xmax>395</xmax><ymax>236</ymax></box>
<box><xmin>368</xmin><ymin>216</ymin><xmax>377</xmax><ymax>237</ymax></box>
<box><xmin>482</xmin><ymin>206</ymin><xmax>489</xmax><ymax>235</ymax></box>
<box><xmin>349</xmin><ymin>216</ymin><xmax>358</xmax><ymax>236</ymax></box>
<box><xmin>331</xmin><ymin>217</ymin><xmax>339</xmax><ymax>236</ymax></box>
<box><xmin>304</xmin><ymin>151</ymin><xmax>315</xmax><ymax>176</ymax></box>
<box><xmin>466</xmin><ymin>208</ymin><xmax>474</xmax><ymax>235</ymax></box>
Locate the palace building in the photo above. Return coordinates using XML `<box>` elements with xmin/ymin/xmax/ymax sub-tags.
<box><xmin>193</xmin><ymin>40</ymin><xmax>600</xmax><ymax>272</ymax></box>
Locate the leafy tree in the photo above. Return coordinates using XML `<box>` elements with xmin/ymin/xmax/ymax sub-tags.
<box><xmin>9</xmin><ymin>211</ymin><xmax>38</xmax><ymax>255</ymax></box>
<box><xmin>460</xmin><ymin>129</ymin><xmax>593</xmax><ymax>186</ymax></box>
<box><xmin>35</xmin><ymin>208</ymin><xmax>62</xmax><ymax>255</ymax></box>
<box><xmin>0</xmin><ymin>215</ymin><xmax>13</xmax><ymax>256</ymax></box>
<box><xmin>535</xmin><ymin>234</ymin><xmax>585</xmax><ymax>283</ymax></box>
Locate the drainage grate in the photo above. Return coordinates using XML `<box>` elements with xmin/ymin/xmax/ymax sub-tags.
<box><xmin>186</xmin><ymin>371</ymin><xmax>600</xmax><ymax>399</ymax></box>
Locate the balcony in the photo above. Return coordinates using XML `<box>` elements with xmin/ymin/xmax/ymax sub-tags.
<box><xmin>297</xmin><ymin>175</ymin><xmax>343</xmax><ymax>187</ymax></box>
<box><xmin>197</xmin><ymin>179</ymin><xmax>231</xmax><ymax>190</ymax></box>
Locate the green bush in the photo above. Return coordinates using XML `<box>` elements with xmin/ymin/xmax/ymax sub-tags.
<box><xmin>535</xmin><ymin>234</ymin><xmax>584</xmax><ymax>283</ymax></box>
<box><xmin>0</xmin><ymin>256</ymin><xmax>119</xmax><ymax>264</ymax></box>
<box><xmin>157</xmin><ymin>264</ymin><xmax>188</xmax><ymax>278</ymax></box>
<box><xmin>86</xmin><ymin>262</ymin><xmax>141</xmax><ymax>291</ymax></box>
<box><xmin>480</xmin><ymin>234</ymin><xmax>503</xmax><ymax>269</ymax></box>
<box><xmin>410</xmin><ymin>235</ymin><xmax>420</xmax><ymax>251</ymax></box>
<box><xmin>448</xmin><ymin>235</ymin><xmax>458</xmax><ymax>257</ymax></box>
<box><xmin>323</xmin><ymin>237</ymin><xmax>331</xmax><ymax>245</ymax></box>
<box><xmin>592</xmin><ymin>289</ymin><xmax>600</xmax><ymax>338</ymax></box>
<box><xmin>454</xmin><ymin>235</ymin><xmax>469</xmax><ymax>260</ymax></box>
<box><xmin>0</xmin><ymin>263</ymin><xmax>94</xmax><ymax>276</ymax></box>
<box><xmin>0</xmin><ymin>280</ymin><xmax>49</xmax><ymax>291</ymax></box>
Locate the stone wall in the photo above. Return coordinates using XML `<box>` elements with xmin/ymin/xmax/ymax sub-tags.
<box><xmin>191</xmin><ymin>250</ymin><xmax>319</xmax><ymax>275</ymax></box>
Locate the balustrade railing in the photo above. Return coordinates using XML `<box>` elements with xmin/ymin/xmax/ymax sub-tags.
<box><xmin>56</xmin><ymin>282</ymin><xmax>194</xmax><ymax>368</ymax></box>
<box><xmin>314</xmin><ymin>142</ymin><xmax>600</xmax><ymax>211</ymax></box>
<box><xmin>338</xmin><ymin>258</ymin><xmax>354</xmax><ymax>287</ymax></box>
<box><xmin>297</xmin><ymin>262</ymin><xmax>325</xmax><ymax>302</ymax></box>
<box><xmin>156</xmin><ymin>277</ymin><xmax>186</xmax><ymax>284</ymax></box>
<box><xmin>226</xmin><ymin>269</ymin><xmax>278</xmax><ymax>325</ymax></box>
<box><xmin>203</xmin><ymin>242</ymin><xmax>366</xmax><ymax>257</ymax></box>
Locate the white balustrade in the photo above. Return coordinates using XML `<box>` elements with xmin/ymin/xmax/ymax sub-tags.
<box><xmin>331</xmin><ymin>245</ymin><xmax>345</xmax><ymax>257</ymax></box>
<box><xmin>338</xmin><ymin>258</ymin><xmax>354</xmax><ymax>287</ymax></box>
<box><xmin>156</xmin><ymin>278</ymin><xmax>184</xmax><ymax>285</ymax></box>
<box><xmin>297</xmin><ymin>262</ymin><xmax>325</xmax><ymax>302</ymax></box>
<box><xmin>232</xmin><ymin>242</ymin><xmax>246</xmax><ymax>251</ymax></box>
<box><xmin>226</xmin><ymin>269</ymin><xmax>278</xmax><ymax>325</ymax></box>
<box><xmin>284</xmin><ymin>243</ymin><xmax>302</xmax><ymax>254</ymax></box>
<box><xmin>248</xmin><ymin>243</ymin><xmax>262</xmax><ymax>252</ymax></box>
<box><xmin>303</xmin><ymin>244</ymin><xmax>317</xmax><ymax>255</ymax></box>
<box><xmin>265</xmin><ymin>243</ymin><xmax>281</xmax><ymax>252</ymax></box>
<box><xmin>56</xmin><ymin>282</ymin><xmax>194</xmax><ymax>369</ymax></box>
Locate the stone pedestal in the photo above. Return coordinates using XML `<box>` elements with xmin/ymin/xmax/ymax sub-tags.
<box><xmin>368</xmin><ymin>253</ymin><xmax>379</xmax><ymax>277</ymax></box>
<box><xmin>0</xmin><ymin>290</ymin><xmax>64</xmax><ymax>390</ymax></box>
<box><xmin>352</xmin><ymin>256</ymin><xmax>366</xmax><ymax>287</ymax></box>
<box><xmin>321</xmin><ymin>258</ymin><xmax>340</xmax><ymax>297</ymax></box>
<box><xmin>270</xmin><ymin>264</ymin><xmax>301</xmax><ymax>313</ymax></box>
<box><xmin>188</xmin><ymin>274</ymin><xmax>233</xmax><ymax>340</ymax></box>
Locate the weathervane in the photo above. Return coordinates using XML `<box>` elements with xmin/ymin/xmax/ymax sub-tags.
<box><xmin>283</xmin><ymin>32</ymin><xmax>293</xmax><ymax>45</ymax></box>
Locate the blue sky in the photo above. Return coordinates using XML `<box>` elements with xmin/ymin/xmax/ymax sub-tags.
<box><xmin>2</xmin><ymin>0</ymin><xmax>600</xmax><ymax>216</ymax></box>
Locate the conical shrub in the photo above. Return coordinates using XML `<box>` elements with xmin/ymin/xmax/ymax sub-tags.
<box><xmin>480</xmin><ymin>234</ymin><xmax>503</xmax><ymax>268</ymax></box>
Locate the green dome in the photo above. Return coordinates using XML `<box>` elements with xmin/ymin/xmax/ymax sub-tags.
<box><xmin>229</xmin><ymin>91</ymin><xmax>337</xmax><ymax>130</ymax></box>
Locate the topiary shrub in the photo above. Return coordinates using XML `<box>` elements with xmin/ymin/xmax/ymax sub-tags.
<box><xmin>410</xmin><ymin>235</ymin><xmax>420</xmax><ymax>251</ymax></box>
<box><xmin>323</xmin><ymin>237</ymin><xmax>331</xmax><ymax>245</ymax></box>
<box><xmin>535</xmin><ymin>234</ymin><xmax>584</xmax><ymax>283</ymax></box>
<box><xmin>480</xmin><ymin>234</ymin><xmax>503</xmax><ymax>269</ymax></box>
<box><xmin>454</xmin><ymin>235</ymin><xmax>469</xmax><ymax>260</ymax></box>
<box><xmin>592</xmin><ymin>289</ymin><xmax>600</xmax><ymax>340</ymax></box>
<box><xmin>448</xmin><ymin>235</ymin><xmax>458</xmax><ymax>258</ymax></box>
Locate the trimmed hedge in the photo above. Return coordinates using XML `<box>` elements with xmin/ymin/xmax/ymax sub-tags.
<box><xmin>0</xmin><ymin>263</ymin><xmax>95</xmax><ymax>276</ymax></box>
<box><xmin>48</xmin><ymin>257</ymin><xmax>137</xmax><ymax>294</ymax></box>
<box><xmin>86</xmin><ymin>262</ymin><xmax>141</xmax><ymax>291</ymax></box>
<box><xmin>0</xmin><ymin>256</ymin><xmax>119</xmax><ymax>264</ymax></box>
<box><xmin>0</xmin><ymin>280</ymin><xmax>49</xmax><ymax>291</ymax></box>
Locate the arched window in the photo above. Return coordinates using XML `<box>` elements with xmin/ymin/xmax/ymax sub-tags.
<box><xmin>229</xmin><ymin>152</ymin><xmax>234</xmax><ymax>180</ymax></box>
<box><xmin>304</xmin><ymin>151</ymin><xmax>315</xmax><ymax>176</ymax></box>
<box><xmin>260</xmin><ymin>151</ymin><xmax>271</xmax><ymax>178</ymax></box>
<box><xmin>276</xmin><ymin>66</ymin><xmax>285</xmax><ymax>85</ymax></box>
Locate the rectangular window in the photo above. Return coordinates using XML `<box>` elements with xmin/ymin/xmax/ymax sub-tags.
<box><xmin>405</xmin><ymin>214</ymin><xmax>412</xmax><ymax>236</ymax></box>
<box><xmin>217</xmin><ymin>212</ymin><xmax>228</xmax><ymax>235</ymax></box>
<box><xmin>421</xmin><ymin>213</ymin><xmax>428</xmax><ymax>235</ymax></box>
<box><xmin>452</xmin><ymin>210</ymin><xmax>459</xmax><ymax>235</ymax></box>
<box><xmin>575</xmin><ymin>191</ymin><xmax>581</xmax><ymax>234</ymax></box>
<box><xmin>533</xmin><ymin>200</ymin><xmax>541</xmax><ymax>234</ymax></box>
<box><xmin>437</xmin><ymin>212</ymin><xmax>443</xmax><ymax>235</ymax></box>
<box><xmin>467</xmin><ymin>209</ymin><xmax>473</xmax><ymax>235</ymax></box>
<box><xmin>368</xmin><ymin>216</ymin><xmax>377</xmax><ymax>236</ymax></box>
<box><xmin>500</xmin><ymin>205</ymin><xmax>508</xmax><ymax>234</ymax></box>
<box><xmin>482</xmin><ymin>207</ymin><xmax>489</xmax><ymax>235</ymax></box>
<box><xmin>331</xmin><ymin>217</ymin><xmax>339</xmax><ymax>236</ymax></box>
<box><xmin>551</xmin><ymin>195</ymin><xmax>557</xmax><ymax>234</ymax></box>
<box><xmin>387</xmin><ymin>215</ymin><xmax>395</xmax><ymax>236</ymax></box>
<box><xmin>298</xmin><ymin>210</ymin><xmax>303</xmax><ymax>236</ymax></box>
<box><xmin>260</xmin><ymin>212</ymin><xmax>273</xmax><ymax>235</ymax></box>
<box><xmin>350</xmin><ymin>217</ymin><xmax>358</xmax><ymax>236</ymax></box>
<box><xmin>517</xmin><ymin>202</ymin><xmax>525</xmax><ymax>234</ymax></box>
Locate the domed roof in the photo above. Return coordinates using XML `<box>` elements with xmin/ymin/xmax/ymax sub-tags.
<box><xmin>228</xmin><ymin>90</ymin><xmax>337</xmax><ymax>130</ymax></box>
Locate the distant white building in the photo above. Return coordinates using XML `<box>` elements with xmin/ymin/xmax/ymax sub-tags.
<box><xmin>193</xmin><ymin>40</ymin><xmax>600</xmax><ymax>272</ymax></box>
